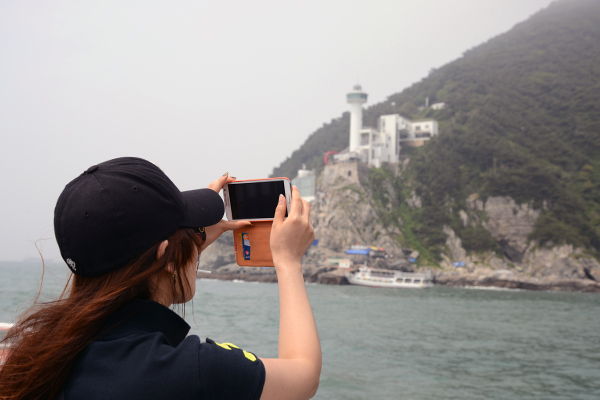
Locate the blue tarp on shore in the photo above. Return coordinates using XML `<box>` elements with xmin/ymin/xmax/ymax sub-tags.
<box><xmin>345</xmin><ymin>249</ymin><xmax>370</xmax><ymax>255</ymax></box>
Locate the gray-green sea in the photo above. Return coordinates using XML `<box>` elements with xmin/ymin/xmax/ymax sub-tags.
<box><xmin>1</xmin><ymin>261</ymin><xmax>599</xmax><ymax>399</ymax></box>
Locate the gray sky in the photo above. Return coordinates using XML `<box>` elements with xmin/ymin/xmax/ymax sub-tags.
<box><xmin>0</xmin><ymin>0</ymin><xmax>554</xmax><ymax>262</ymax></box>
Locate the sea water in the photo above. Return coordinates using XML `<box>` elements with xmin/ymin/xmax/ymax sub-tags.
<box><xmin>1</xmin><ymin>262</ymin><xmax>599</xmax><ymax>399</ymax></box>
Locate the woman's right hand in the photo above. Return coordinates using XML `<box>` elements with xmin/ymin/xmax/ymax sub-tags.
<box><xmin>270</xmin><ymin>186</ymin><xmax>314</xmax><ymax>269</ymax></box>
<box><xmin>262</xmin><ymin>185</ymin><xmax>321</xmax><ymax>400</ymax></box>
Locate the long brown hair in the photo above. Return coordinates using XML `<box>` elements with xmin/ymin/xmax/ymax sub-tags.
<box><xmin>0</xmin><ymin>228</ymin><xmax>203</xmax><ymax>400</ymax></box>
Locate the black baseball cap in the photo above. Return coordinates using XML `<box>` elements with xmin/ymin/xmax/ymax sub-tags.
<box><xmin>54</xmin><ymin>157</ymin><xmax>224</xmax><ymax>277</ymax></box>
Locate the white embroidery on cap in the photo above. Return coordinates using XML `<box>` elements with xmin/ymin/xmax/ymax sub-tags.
<box><xmin>66</xmin><ymin>258</ymin><xmax>76</xmax><ymax>270</ymax></box>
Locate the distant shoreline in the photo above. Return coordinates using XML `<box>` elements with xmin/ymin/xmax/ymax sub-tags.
<box><xmin>197</xmin><ymin>270</ymin><xmax>600</xmax><ymax>293</ymax></box>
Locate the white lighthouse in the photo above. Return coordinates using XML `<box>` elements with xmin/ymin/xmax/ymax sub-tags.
<box><xmin>346</xmin><ymin>84</ymin><xmax>368</xmax><ymax>152</ymax></box>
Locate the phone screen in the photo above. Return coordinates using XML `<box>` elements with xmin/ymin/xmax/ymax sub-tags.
<box><xmin>228</xmin><ymin>180</ymin><xmax>288</xmax><ymax>220</ymax></box>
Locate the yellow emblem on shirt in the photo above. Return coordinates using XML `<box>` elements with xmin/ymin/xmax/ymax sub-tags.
<box><xmin>214</xmin><ymin>341</ymin><xmax>257</xmax><ymax>362</ymax></box>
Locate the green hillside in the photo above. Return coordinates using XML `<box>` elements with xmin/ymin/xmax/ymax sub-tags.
<box><xmin>272</xmin><ymin>0</ymin><xmax>600</xmax><ymax>257</ymax></box>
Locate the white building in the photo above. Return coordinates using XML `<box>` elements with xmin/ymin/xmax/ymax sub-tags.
<box><xmin>398</xmin><ymin>118</ymin><xmax>439</xmax><ymax>147</ymax></box>
<box><xmin>291</xmin><ymin>165</ymin><xmax>316</xmax><ymax>202</ymax></box>
<box><xmin>334</xmin><ymin>85</ymin><xmax>440</xmax><ymax>168</ymax></box>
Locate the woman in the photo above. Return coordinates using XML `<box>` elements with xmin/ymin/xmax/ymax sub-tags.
<box><xmin>0</xmin><ymin>157</ymin><xmax>321</xmax><ymax>400</ymax></box>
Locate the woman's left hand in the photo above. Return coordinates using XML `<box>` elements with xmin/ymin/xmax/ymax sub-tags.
<box><xmin>207</xmin><ymin>172</ymin><xmax>235</xmax><ymax>193</ymax></box>
<box><xmin>202</xmin><ymin>173</ymin><xmax>250</xmax><ymax>251</ymax></box>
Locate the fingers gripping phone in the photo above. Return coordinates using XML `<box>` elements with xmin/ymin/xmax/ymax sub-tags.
<box><xmin>223</xmin><ymin>178</ymin><xmax>292</xmax><ymax>221</ymax></box>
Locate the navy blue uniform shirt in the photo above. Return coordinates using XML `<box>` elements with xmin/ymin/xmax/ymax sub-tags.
<box><xmin>63</xmin><ymin>299</ymin><xmax>265</xmax><ymax>399</ymax></box>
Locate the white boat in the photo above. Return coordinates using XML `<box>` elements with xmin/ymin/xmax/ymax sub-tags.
<box><xmin>346</xmin><ymin>266</ymin><xmax>433</xmax><ymax>288</ymax></box>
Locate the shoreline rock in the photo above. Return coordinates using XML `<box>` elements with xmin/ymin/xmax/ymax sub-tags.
<box><xmin>433</xmin><ymin>271</ymin><xmax>600</xmax><ymax>293</ymax></box>
<box><xmin>198</xmin><ymin>264</ymin><xmax>600</xmax><ymax>293</ymax></box>
<box><xmin>196</xmin><ymin>167</ymin><xmax>600</xmax><ymax>294</ymax></box>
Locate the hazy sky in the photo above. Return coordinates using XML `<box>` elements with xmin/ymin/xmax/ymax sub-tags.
<box><xmin>0</xmin><ymin>0</ymin><xmax>554</xmax><ymax>262</ymax></box>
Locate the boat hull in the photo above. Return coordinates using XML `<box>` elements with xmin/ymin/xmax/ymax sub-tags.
<box><xmin>346</xmin><ymin>275</ymin><xmax>433</xmax><ymax>289</ymax></box>
<box><xmin>346</xmin><ymin>267</ymin><xmax>433</xmax><ymax>289</ymax></box>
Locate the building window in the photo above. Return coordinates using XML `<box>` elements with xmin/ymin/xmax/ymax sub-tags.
<box><xmin>348</xmin><ymin>170</ymin><xmax>352</xmax><ymax>177</ymax></box>
<box><xmin>361</xmin><ymin>133</ymin><xmax>369</xmax><ymax>145</ymax></box>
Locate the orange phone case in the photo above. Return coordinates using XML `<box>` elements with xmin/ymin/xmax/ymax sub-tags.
<box><xmin>233</xmin><ymin>221</ymin><xmax>274</xmax><ymax>267</ymax></box>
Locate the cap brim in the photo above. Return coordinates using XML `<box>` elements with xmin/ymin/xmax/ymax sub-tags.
<box><xmin>180</xmin><ymin>188</ymin><xmax>225</xmax><ymax>228</ymax></box>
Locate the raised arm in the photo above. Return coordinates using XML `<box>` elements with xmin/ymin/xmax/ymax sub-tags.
<box><xmin>260</xmin><ymin>186</ymin><xmax>321</xmax><ymax>400</ymax></box>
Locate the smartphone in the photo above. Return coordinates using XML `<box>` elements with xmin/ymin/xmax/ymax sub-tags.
<box><xmin>223</xmin><ymin>178</ymin><xmax>292</xmax><ymax>221</ymax></box>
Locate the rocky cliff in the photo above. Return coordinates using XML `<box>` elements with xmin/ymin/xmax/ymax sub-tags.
<box><xmin>199</xmin><ymin>162</ymin><xmax>416</xmax><ymax>283</ymax></box>
<box><xmin>199</xmin><ymin>162</ymin><xmax>600</xmax><ymax>293</ymax></box>
<box><xmin>438</xmin><ymin>194</ymin><xmax>600</xmax><ymax>292</ymax></box>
